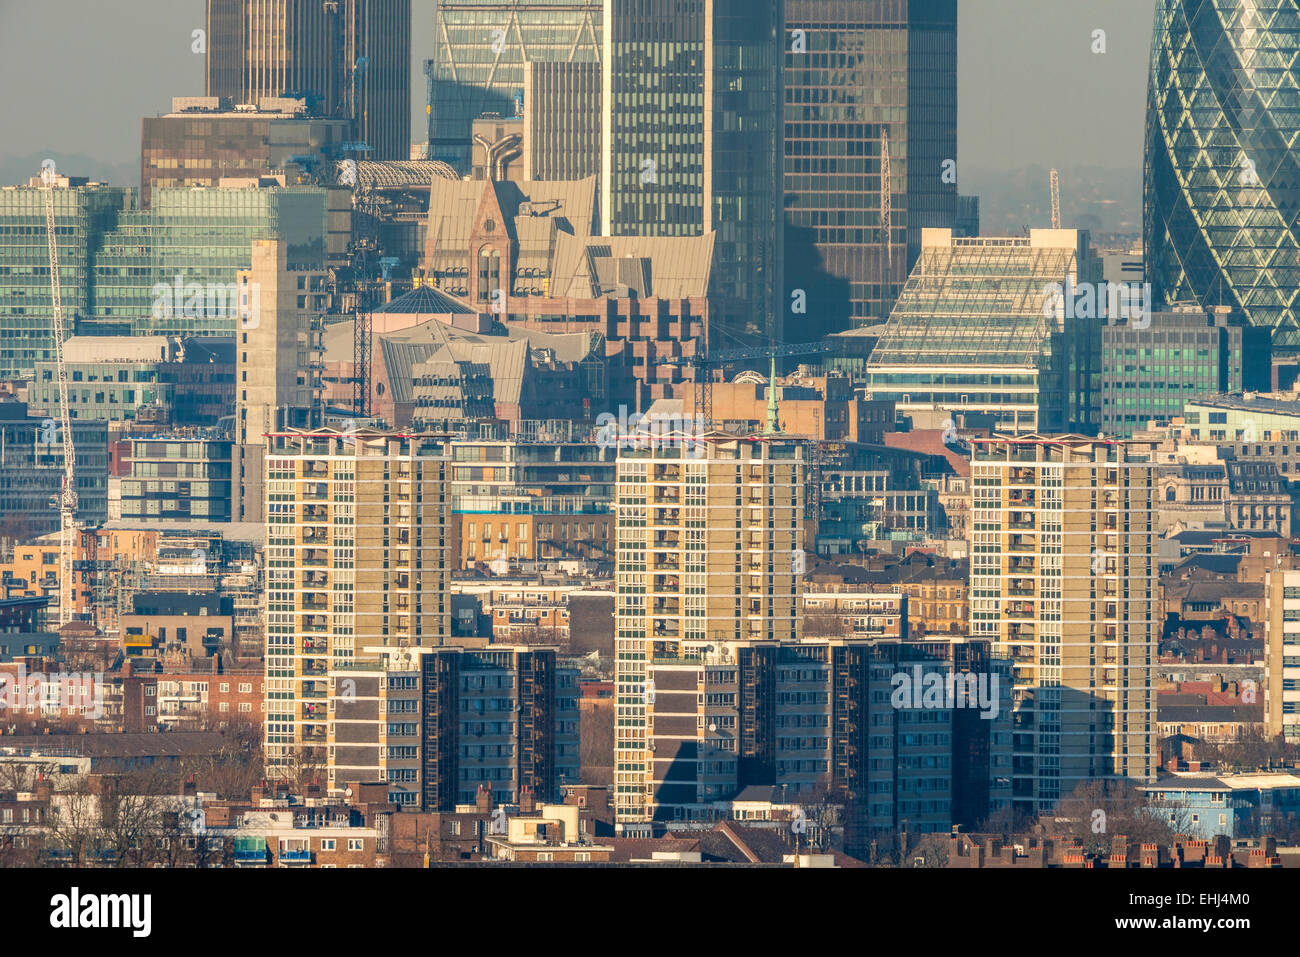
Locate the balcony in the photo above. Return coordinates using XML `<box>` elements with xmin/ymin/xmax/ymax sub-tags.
<box><xmin>302</xmin><ymin>549</ymin><xmax>328</xmax><ymax>567</ymax></box>
<box><xmin>303</xmin><ymin>463</ymin><xmax>329</xmax><ymax>479</ymax></box>
<box><xmin>1007</xmin><ymin>557</ymin><xmax>1036</xmax><ymax>573</ymax></box>
<box><xmin>652</xmin><ymin>533</ymin><xmax>681</xmax><ymax>548</ymax></box>
<box><xmin>653</xmin><ymin>488</ymin><xmax>680</xmax><ymax>504</ymax></box>
<box><xmin>1003</xmin><ymin>603</ymin><xmax>1035</xmax><ymax>619</ymax></box>
<box><xmin>301</xmin><ymin>570</ymin><xmax>328</xmax><ymax>587</ymax></box>
<box><xmin>302</xmin><ymin>615</ymin><xmax>329</xmax><ymax>632</ymax></box>
<box><xmin>1007</xmin><ymin>623</ymin><xmax>1035</xmax><ymax>639</ymax></box>
<box><xmin>302</xmin><ymin>595</ymin><xmax>329</xmax><ymax>611</ymax></box>
<box><xmin>302</xmin><ymin>526</ymin><xmax>329</xmax><ymax>544</ymax></box>
<box><xmin>653</xmin><ymin>599</ymin><xmax>680</xmax><ymax>616</ymax></box>
<box><xmin>652</xmin><ymin>508</ymin><xmax>681</xmax><ymax>526</ymax></box>
<box><xmin>1008</xmin><ymin>468</ymin><xmax>1036</xmax><ymax>486</ymax></box>
<box><xmin>653</xmin><ymin>556</ymin><xmax>680</xmax><ymax>571</ymax></box>
<box><xmin>302</xmin><ymin>504</ymin><xmax>328</xmax><ymax>521</ymax></box>
<box><xmin>1007</xmin><ymin>535</ymin><xmax>1036</xmax><ymax>553</ymax></box>
<box><xmin>302</xmin><ymin>483</ymin><xmax>329</xmax><ymax>501</ymax></box>
<box><xmin>1008</xmin><ymin>490</ymin><xmax>1036</xmax><ymax>506</ymax></box>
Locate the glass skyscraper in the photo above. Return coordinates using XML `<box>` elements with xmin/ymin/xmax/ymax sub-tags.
<box><xmin>784</xmin><ymin>0</ymin><xmax>958</xmax><ymax>337</ymax></box>
<box><xmin>90</xmin><ymin>186</ymin><xmax>329</xmax><ymax>339</ymax></box>
<box><xmin>426</xmin><ymin>0</ymin><xmax>602</xmax><ymax>169</ymax></box>
<box><xmin>0</xmin><ymin>182</ymin><xmax>131</xmax><ymax>379</ymax></box>
<box><xmin>1146</xmin><ymin>0</ymin><xmax>1300</xmax><ymax>354</ymax></box>
<box><xmin>603</xmin><ymin>0</ymin><xmax>783</xmax><ymax>343</ymax></box>
<box><xmin>206</xmin><ymin>0</ymin><xmax>411</xmax><ymax>160</ymax></box>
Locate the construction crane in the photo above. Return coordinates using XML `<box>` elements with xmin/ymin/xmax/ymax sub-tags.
<box><xmin>1050</xmin><ymin>168</ymin><xmax>1061</xmax><ymax>229</ymax></box>
<box><xmin>662</xmin><ymin>340</ymin><xmax>836</xmax><ymax>429</ymax></box>
<box><xmin>40</xmin><ymin>163</ymin><xmax>78</xmax><ymax>626</ymax></box>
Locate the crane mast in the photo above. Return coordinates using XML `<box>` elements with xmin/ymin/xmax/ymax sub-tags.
<box><xmin>1050</xmin><ymin>168</ymin><xmax>1061</xmax><ymax>230</ymax></box>
<box><xmin>41</xmin><ymin>165</ymin><xmax>78</xmax><ymax>626</ymax></box>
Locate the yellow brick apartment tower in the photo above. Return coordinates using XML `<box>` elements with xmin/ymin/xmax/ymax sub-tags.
<box><xmin>969</xmin><ymin>435</ymin><xmax>1156</xmax><ymax>814</ymax></box>
<box><xmin>613</xmin><ymin>434</ymin><xmax>804</xmax><ymax>827</ymax></box>
<box><xmin>263</xmin><ymin>428</ymin><xmax>450</xmax><ymax>779</ymax></box>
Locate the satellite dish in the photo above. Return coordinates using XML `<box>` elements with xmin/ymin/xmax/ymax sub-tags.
<box><xmin>344</xmin><ymin>787</ymin><xmax>353</xmax><ymax>798</ymax></box>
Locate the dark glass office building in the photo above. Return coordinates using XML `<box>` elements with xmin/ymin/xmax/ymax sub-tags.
<box><xmin>205</xmin><ymin>0</ymin><xmax>410</xmax><ymax>160</ymax></box>
<box><xmin>1146</xmin><ymin>0</ymin><xmax>1300</xmax><ymax>354</ymax></box>
<box><xmin>603</xmin><ymin>0</ymin><xmax>784</xmax><ymax>343</ymax></box>
<box><xmin>427</xmin><ymin>0</ymin><xmax>602</xmax><ymax>170</ymax></box>
<box><xmin>784</xmin><ymin>0</ymin><xmax>957</xmax><ymax>338</ymax></box>
<box><xmin>1100</xmin><ymin>307</ymin><xmax>1272</xmax><ymax>438</ymax></box>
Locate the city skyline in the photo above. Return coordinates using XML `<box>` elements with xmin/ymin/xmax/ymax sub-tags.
<box><xmin>0</xmin><ymin>0</ymin><xmax>1155</xmax><ymax>231</ymax></box>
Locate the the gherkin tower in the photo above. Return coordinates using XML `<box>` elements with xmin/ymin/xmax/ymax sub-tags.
<box><xmin>1146</xmin><ymin>0</ymin><xmax>1300</xmax><ymax>353</ymax></box>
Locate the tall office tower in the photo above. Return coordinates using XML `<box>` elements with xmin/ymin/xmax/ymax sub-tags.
<box><xmin>0</xmin><ymin>178</ymin><xmax>130</xmax><ymax>379</ymax></box>
<box><xmin>784</xmin><ymin>0</ymin><xmax>957</xmax><ymax>336</ymax></box>
<box><xmin>427</xmin><ymin>0</ymin><xmax>602</xmax><ymax>169</ymax></box>
<box><xmin>331</xmin><ymin>645</ymin><xmax>579</xmax><ymax>806</ymax></box>
<box><xmin>263</xmin><ymin>428</ymin><xmax>450</xmax><ymax>779</ymax></box>
<box><xmin>613</xmin><ymin>436</ymin><xmax>804</xmax><ymax>828</ymax></box>
<box><xmin>523</xmin><ymin>62</ymin><xmax>602</xmax><ymax>183</ymax></box>
<box><xmin>864</xmin><ymin>229</ymin><xmax>1103</xmax><ymax>435</ymax></box>
<box><xmin>969</xmin><ymin>436</ymin><xmax>1157</xmax><ymax>816</ymax></box>
<box><xmin>205</xmin><ymin>0</ymin><xmax>411</xmax><ymax>160</ymax></box>
<box><xmin>603</xmin><ymin>0</ymin><xmax>783</xmax><ymax>343</ymax></box>
<box><xmin>234</xmin><ymin>239</ymin><xmax>327</xmax><ymax>524</ymax></box>
<box><xmin>1146</xmin><ymin>0</ymin><xmax>1300</xmax><ymax>355</ymax></box>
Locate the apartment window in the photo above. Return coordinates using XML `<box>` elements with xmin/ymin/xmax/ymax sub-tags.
<box><xmin>348</xmin><ymin>839</ymin><xmax>363</xmax><ymax>851</ymax></box>
<box><xmin>239</xmin><ymin>683</ymin><xmax>252</xmax><ymax>693</ymax></box>
<box><xmin>145</xmin><ymin>686</ymin><xmax>155</xmax><ymax>696</ymax></box>
<box><xmin>220</xmin><ymin>683</ymin><xmax>230</xmax><ymax>693</ymax></box>
<box><xmin>321</xmin><ymin>839</ymin><xmax>336</xmax><ymax>851</ymax></box>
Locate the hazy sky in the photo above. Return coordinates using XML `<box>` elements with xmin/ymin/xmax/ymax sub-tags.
<box><xmin>0</xmin><ymin>0</ymin><xmax>1158</xmax><ymax>224</ymax></box>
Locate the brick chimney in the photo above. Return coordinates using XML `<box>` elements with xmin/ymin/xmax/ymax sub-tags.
<box><xmin>518</xmin><ymin>785</ymin><xmax>536</xmax><ymax>814</ymax></box>
<box><xmin>475</xmin><ymin>783</ymin><xmax>493</xmax><ymax>813</ymax></box>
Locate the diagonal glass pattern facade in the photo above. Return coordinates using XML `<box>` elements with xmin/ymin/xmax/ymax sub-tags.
<box><xmin>1146</xmin><ymin>0</ymin><xmax>1300</xmax><ymax>354</ymax></box>
<box><xmin>864</xmin><ymin>231</ymin><xmax>1101</xmax><ymax>434</ymax></box>
<box><xmin>427</xmin><ymin>0</ymin><xmax>602</xmax><ymax>169</ymax></box>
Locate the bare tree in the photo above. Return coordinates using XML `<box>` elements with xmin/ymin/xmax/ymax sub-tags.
<box><xmin>43</xmin><ymin>781</ymin><xmax>104</xmax><ymax>867</ymax></box>
<box><xmin>1049</xmin><ymin>779</ymin><xmax>1192</xmax><ymax>855</ymax></box>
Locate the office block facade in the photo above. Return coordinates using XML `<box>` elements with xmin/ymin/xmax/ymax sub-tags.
<box><xmin>206</xmin><ymin>0</ymin><xmax>411</xmax><ymax>160</ymax></box>
<box><xmin>602</xmin><ymin>0</ymin><xmax>783</xmax><ymax>341</ymax></box>
<box><xmin>262</xmin><ymin>428</ymin><xmax>451</xmax><ymax>777</ymax></box>
<box><xmin>141</xmin><ymin>98</ymin><xmax>351</xmax><ymax>207</ymax></box>
<box><xmin>91</xmin><ymin>185</ymin><xmax>329</xmax><ymax>339</ymax></box>
<box><xmin>1101</xmin><ymin>307</ymin><xmax>1272</xmax><ymax>438</ymax></box>
<box><xmin>784</xmin><ymin>0</ymin><xmax>958</xmax><ymax>335</ymax></box>
<box><xmin>0</xmin><ymin>401</ymin><xmax>109</xmax><ymax>538</ymax></box>
<box><xmin>970</xmin><ymin>436</ymin><xmax>1157</xmax><ymax>814</ymax></box>
<box><xmin>0</xmin><ymin>181</ymin><xmax>130</xmax><ymax>378</ymax></box>
<box><xmin>614</xmin><ymin>436</ymin><xmax>804</xmax><ymax>826</ymax></box>
<box><xmin>523</xmin><ymin>61</ymin><xmax>602</xmax><ymax>184</ymax></box>
<box><xmin>865</xmin><ymin>229</ymin><xmax>1103</xmax><ymax>435</ymax></box>
<box><xmin>121</xmin><ymin>432</ymin><xmax>234</xmax><ymax>524</ymax></box>
<box><xmin>331</xmin><ymin>645</ymin><xmax>579</xmax><ymax>807</ymax></box>
<box><xmin>427</xmin><ymin>0</ymin><xmax>602</xmax><ymax>169</ymax></box>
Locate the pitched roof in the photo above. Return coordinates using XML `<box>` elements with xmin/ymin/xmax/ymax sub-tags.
<box><xmin>374</xmin><ymin>286</ymin><xmax>474</xmax><ymax>315</ymax></box>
